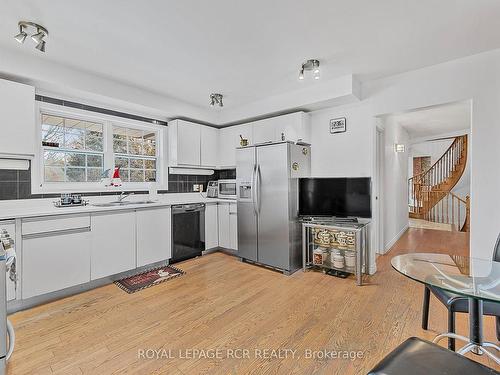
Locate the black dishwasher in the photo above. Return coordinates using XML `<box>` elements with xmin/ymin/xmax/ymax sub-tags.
<box><xmin>171</xmin><ymin>203</ymin><xmax>205</xmax><ymax>263</ymax></box>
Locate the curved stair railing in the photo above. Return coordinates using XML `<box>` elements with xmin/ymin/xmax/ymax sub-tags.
<box><xmin>408</xmin><ymin>135</ymin><xmax>469</xmax><ymax>232</ymax></box>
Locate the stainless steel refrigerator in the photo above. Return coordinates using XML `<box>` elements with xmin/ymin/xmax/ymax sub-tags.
<box><xmin>236</xmin><ymin>141</ymin><xmax>311</xmax><ymax>274</ymax></box>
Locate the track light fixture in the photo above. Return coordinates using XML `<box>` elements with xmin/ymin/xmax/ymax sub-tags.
<box><xmin>14</xmin><ymin>21</ymin><xmax>48</xmax><ymax>52</ymax></box>
<box><xmin>210</xmin><ymin>93</ymin><xmax>223</xmax><ymax>107</ymax></box>
<box><xmin>298</xmin><ymin>59</ymin><xmax>320</xmax><ymax>80</ymax></box>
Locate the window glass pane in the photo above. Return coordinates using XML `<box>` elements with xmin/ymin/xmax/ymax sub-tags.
<box><xmin>66</xmin><ymin>168</ymin><xmax>86</xmax><ymax>182</ymax></box>
<box><xmin>42</xmin><ymin>125</ymin><xmax>63</xmax><ymax>147</ymax></box>
<box><xmin>145</xmin><ymin>170</ymin><xmax>156</xmax><ymax>182</ymax></box>
<box><xmin>130</xmin><ymin>158</ymin><xmax>144</xmax><ymax>169</ymax></box>
<box><xmin>113</xmin><ymin>139</ymin><xmax>127</xmax><ymax>153</ymax></box>
<box><xmin>144</xmin><ymin>139</ymin><xmax>156</xmax><ymax>156</ymax></box>
<box><xmin>120</xmin><ymin>169</ymin><xmax>130</xmax><ymax>182</ymax></box>
<box><xmin>144</xmin><ymin>159</ymin><xmax>156</xmax><ymax>169</ymax></box>
<box><xmin>130</xmin><ymin>170</ymin><xmax>144</xmax><ymax>182</ymax></box>
<box><xmin>64</xmin><ymin>131</ymin><xmax>85</xmax><ymax>150</ymax></box>
<box><xmin>44</xmin><ymin>167</ymin><xmax>65</xmax><ymax>182</ymax></box>
<box><xmin>87</xmin><ymin>155</ymin><xmax>103</xmax><ymax>168</ymax></box>
<box><xmin>86</xmin><ymin>134</ymin><xmax>103</xmax><ymax>151</ymax></box>
<box><xmin>66</xmin><ymin>153</ymin><xmax>85</xmax><ymax>167</ymax></box>
<box><xmin>129</xmin><ymin>138</ymin><xmax>143</xmax><ymax>155</ymax></box>
<box><xmin>87</xmin><ymin>168</ymin><xmax>102</xmax><ymax>182</ymax></box>
<box><xmin>115</xmin><ymin>157</ymin><xmax>129</xmax><ymax>168</ymax></box>
<box><xmin>44</xmin><ymin>151</ymin><xmax>65</xmax><ymax>166</ymax></box>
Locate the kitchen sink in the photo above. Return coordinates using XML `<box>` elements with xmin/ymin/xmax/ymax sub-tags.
<box><xmin>92</xmin><ymin>200</ymin><xmax>156</xmax><ymax>207</ymax></box>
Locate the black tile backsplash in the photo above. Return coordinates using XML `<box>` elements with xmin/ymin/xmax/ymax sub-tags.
<box><xmin>0</xmin><ymin>165</ymin><xmax>236</xmax><ymax>200</ymax></box>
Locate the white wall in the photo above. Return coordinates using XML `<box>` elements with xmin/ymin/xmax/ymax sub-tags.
<box><xmin>380</xmin><ymin>116</ymin><xmax>410</xmax><ymax>251</ymax></box>
<box><xmin>307</xmin><ymin>48</ymin><xmax>500</xmax><ymax>260</ymax></box>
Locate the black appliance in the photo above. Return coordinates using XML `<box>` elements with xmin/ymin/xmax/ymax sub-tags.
<box><xmin>171</xmin><ymin>203</ymin><xmax>205</xmax><ymax>263</ymax></box>
<box><xmin>299</xmin><ymin>177</ymin><xmax>371</xmax><ymax>218</ymax></box>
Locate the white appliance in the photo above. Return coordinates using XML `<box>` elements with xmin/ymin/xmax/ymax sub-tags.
<box><xmin>236</xmin><ymin>141</ymin><xmax>311</xmax><ymax>274</ymax></box>
<box><xmin>218</xmin><ymin>179</ymin><xmax>237</xmax><ymax>199</ymax></box>
<box><xmin>0</xmin><ymin>229</ymin><xmax>15</xmax><ymax>374</ymax></box>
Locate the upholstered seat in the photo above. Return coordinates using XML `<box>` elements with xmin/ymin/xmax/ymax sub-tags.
<box><xmin>368</xmin><ymin>337</ymin><xmax>499</xmax><ymax>375</ymax></box>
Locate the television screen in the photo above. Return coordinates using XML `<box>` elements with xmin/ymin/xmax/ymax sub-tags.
<box><xmin>299</xmin><ymin>177</ymin><xmax>371</xmax><ymax>218</ymax></box>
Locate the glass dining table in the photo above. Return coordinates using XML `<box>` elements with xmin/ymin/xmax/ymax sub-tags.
<box><xmin>391</xmin><ymin>253</ymin><xmax>500</xmax><ymax>365</ymax></box>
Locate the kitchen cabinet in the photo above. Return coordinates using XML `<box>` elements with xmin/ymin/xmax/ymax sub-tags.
<box><xmin>217</xmin><ymin>202</ymin><xmax>231</xmax><ymax>249</ymax></box>
<box><xmin>136</xmin><ymin>207</ymin><xmax>171</xmax><ymax>267</ymax></box>
<box><xmin>200</xmin><ymin>126</ymin><xmax>218</xmax><ymax>167</ymax></box>
<box><xmin>0</xmin><ymin>79</ymin><xmax>35</xmax><ymax>158</ymax></box>
<box><xmin>218</xmin><ymin>123</ymin><xmax>253</xmax><ymax>168</ymax></box>
<box><xmin>252</xmin><ymin>112</ymin><xmax>310</xmax><ymax>144</ymax></box>
<box><xmin>229</xmin><ymin>203</ymin><xmax>238</xmax><ymax>250</ymax></box>
<box><xmin>21</xmin><ymin>215</ymin><xmax>91</xmax><ymax>299</ymax></box>
<box><xmin>252</xmin><ymin>119</ymin><xmax>276</xmax><ymax>144</ymax></box>
<box><xmin>90</xmin><ymin>211</ymin><xmax>136</xmax><ymax>280</ymax></box>
<box><xmin>205</xmin><ymin>203</ymin><xmax>218</xmax><ymax>250</ymax></box>
<box><xmin>217</xmin><ymin>202</ymin><xmax>238</xmax><ymax>250</ymax></box>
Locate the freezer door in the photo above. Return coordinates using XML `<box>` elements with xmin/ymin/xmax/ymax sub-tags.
<box><xmin>236</xmin><ymin>147</ymin><xmax>258</xmax><ymax>262</ymax></box>
<box><xmin>256</xmin><ymin>143</ymin><xmax>291</xmax><ymax>270</ymax></box>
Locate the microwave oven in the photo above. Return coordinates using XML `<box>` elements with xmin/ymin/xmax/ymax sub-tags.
<box><xmin>218</xmin><ymin>179</ymin><xmax>237</xmax><ymax>199</ymax></box>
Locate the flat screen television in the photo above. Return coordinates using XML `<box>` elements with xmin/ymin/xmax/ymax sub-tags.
<box><xmin>299</xmin><ymin>177</ymin><xmax>371</xmax><ymax>218</ymax></box>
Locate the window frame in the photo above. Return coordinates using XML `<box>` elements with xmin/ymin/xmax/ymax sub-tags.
<box><xmin>32</xmin><ymin>102</ymin><xmax>167</xmax><ymax>194</ymax></box>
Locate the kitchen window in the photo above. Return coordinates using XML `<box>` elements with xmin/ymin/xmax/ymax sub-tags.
<box><xmin>34</xmin><ymin>104</ymin><xmax>165</xmax><ymax>193</ymax></box>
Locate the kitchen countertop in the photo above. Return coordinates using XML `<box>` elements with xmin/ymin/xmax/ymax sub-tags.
<box><xmin>0</xmin><ymin>193</ymin><xmax>237</xmax><ymax>221</ymax></box>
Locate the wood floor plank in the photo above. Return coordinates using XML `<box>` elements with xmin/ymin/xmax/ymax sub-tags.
<box><xmin>7</xmin><ymin>228</ymin><xmax>499</xmax><ymax>374</ymax></box>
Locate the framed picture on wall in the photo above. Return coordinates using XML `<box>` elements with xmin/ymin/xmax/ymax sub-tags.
<box><xmin>330</xmin><ymin>117</ymin><xmax>346</xmax><ymax>134</ymax></box>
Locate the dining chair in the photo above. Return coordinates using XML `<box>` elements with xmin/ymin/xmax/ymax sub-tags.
<box><xmin>421</xmin><ymin>233</ymin><xmax>500</xmax><ymax>351</ymax></box>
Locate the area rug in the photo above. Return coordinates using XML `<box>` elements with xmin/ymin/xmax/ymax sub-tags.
<box><xmin>114</xmin><ymin>265</ymin><xmax>185</xmax><ymax>293</ymax></box>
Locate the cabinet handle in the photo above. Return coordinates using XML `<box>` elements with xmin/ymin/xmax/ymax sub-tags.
<box><xmin>22</xmin><ymin>226</ymin><xmax>90</xmax><ymax>240</ymax></box>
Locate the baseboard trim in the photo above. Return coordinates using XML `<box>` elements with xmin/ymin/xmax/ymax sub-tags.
<box><xmin>384</xmin><ymin>224</ymin><xmax>409</xmax><ymax>253</ymax></box>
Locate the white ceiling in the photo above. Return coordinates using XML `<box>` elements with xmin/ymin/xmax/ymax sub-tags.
<box><xmin>393</xmin><ymin>101</ymin><xmax>471</xmax><ymax>139</ymax></box>
<box><xmin>1</xmin><ymin>0</ymin><xmax>500</xmax><ymax>118</ymax></box>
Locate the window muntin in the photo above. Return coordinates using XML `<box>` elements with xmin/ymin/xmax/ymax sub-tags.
<box><xmin>113</xmin><ymin>126</ymin><xmax>157</xmax><ymax>182</ymax></box>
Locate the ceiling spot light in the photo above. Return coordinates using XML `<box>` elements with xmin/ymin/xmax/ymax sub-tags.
<box><xmin>210</xmin><ymin>93</ymin><xmax>223</xmax><ymax>108</ymax></box>
<box><xmin>298</xmin><ymin>59</ymin><xmax>320</xmax><ymax>81</ymax></box>
<box><xmin>14</xmin><ymin>21</ymin><xmax>48</xmax><ymax>52</ymax></box>
<box><xmin>14</xmin><ymin>24</ymin><xmax>27</xmax><ymax>44</ymax></box>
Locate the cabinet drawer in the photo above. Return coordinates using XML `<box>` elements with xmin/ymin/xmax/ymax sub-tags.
<box><xmin>23</xmin><ymin>215</ymin><xmax>90</xmax><ymax>236</ymax></box>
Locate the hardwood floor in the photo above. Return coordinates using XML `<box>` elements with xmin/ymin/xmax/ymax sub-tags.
<box><xmin>8</xmin><ymin>228</ymin><xmax>498</xmax><ymax>374</ymax></box>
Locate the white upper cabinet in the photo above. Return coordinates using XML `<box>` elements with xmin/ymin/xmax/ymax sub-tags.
<box><xmin>218</xmin><ymin>123</ymin><xmax>253</xmax><ymax>168</ymax></box>
<box><xmin>169</xmin><ymin>119</ymin><xmax>219</xmax><ymax>168</ymax></box>
<box><xmin>200</xmin><ymin>125</ymin><xmax>218</xmax><ymax>167</ymax></box>
<box><xmin>253</xmin><ymin>112</ymin><xmax>310</xmax><ymax>144</ymax></box>
<box><xmin>0</xmin><ymin>79</ymin><xmax>35</xmax><ymax>157</ymax></box>
<box><xmin>252</xmin><ymin>119</ymin><xmax>276</xmax><ymax>144</ymax></box>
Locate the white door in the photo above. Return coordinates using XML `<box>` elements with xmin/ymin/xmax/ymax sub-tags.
<box><xmin>22</xmin><ymin>229</ymin><xmax>91</xmax><ymax>299</ymax></box>
<box><xmin>205</xmin><ymin>204</ymin><xmax>219</xmax><ymax>250</ymax></box>
<box><xmin>229</xmin><ymin>203</ymin><xmax>238</xmax><ymax>250</ymax></box>
<box><xmin>217</xmin><ymin>203</ymin><xmax>231</xmax><ymax>248</ymax></box>
<box><xmin>177</xmin><ymin>120</ymin><xmax>201</xmax><ymax>166</ymax></box>
<box><xmin>91</xmin><ymin>211</ymin><xmax>136</xmax><ymax>280</ymax></box>
<box><xmin>136</xmin><ymin>207</ymin><xmax>171</xmax><ymax>267</ymax></box>
<box><xmin>200</xmin><ymin>126</ymin><xmax>218</xmax><ymax>167</ymax></box>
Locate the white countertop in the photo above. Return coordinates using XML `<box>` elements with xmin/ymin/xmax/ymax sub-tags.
<box><xmin>0</xmin><ymin>193</ymin><xmax>237</xmax><ymax>221</ymax></box>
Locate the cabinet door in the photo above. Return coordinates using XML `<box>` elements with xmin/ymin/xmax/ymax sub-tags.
<box><xmin>218</xmin><ymin>124</ymin><xmax>252</xmax><ymax>168</ymax></box>
<box><xmin>217</xmin><ymin>203</ymin><xmax>231</xmax><ymax>249</ymax></box>
<box><xmin>229</xmin><ymin>203</ymin><xmax>238</xmax><ymax>250</ymax></box>
<box><xmin>136</xmin><ymin>207</ymin><xmax>171</xmax><ymax>267</ymax></box>
<box><xmin>274</xmin><ymin>112</ymin><xmax>309</xmax><ymax>143</ymax></box>
<box><xmin>0</xmin><ymin>79</ymin><xmax>35</xmax><ymax>157</ymax></box>
<box><xmin>177</xmin><ymin>120</ymin><xmax>201</xmax><ymax>166</ymax></box>
<box><xmin>253</xmin><ymin>119</ymin><xmax>276</xmax><ymax>144</ymax></box>
<box><xmin>22</xmin><ymin>229</ymin><xmax>91</xmax><ymax>299</ymax></box>
<box><xmin>91</xmin><ymin>211</ymin><xmax>136</xmax><ymax>280</ymax></box>
<box><xmin>205</xmin><ymin>204</ymin><xmax>218</xmax><ymax>250</ymax></box>
<box><xmin>200</xmin><ymin>126</ymin><xmax>218</xmax><ymax>167</ymax></box>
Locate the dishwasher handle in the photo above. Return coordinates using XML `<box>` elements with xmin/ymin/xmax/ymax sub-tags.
<box><xmin>172</xmin><ymin>204</ymin><xmax>205</xmax><ymax>214</ymax></box>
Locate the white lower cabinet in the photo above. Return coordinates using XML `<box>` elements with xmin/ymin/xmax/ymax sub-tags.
<box><xmin>22</xmin><ymin>226</ymin><xmax>91</xmax><ymax>299</ymax></box>
<box><xmin>229</xmin><ymin>203</ymin><xmax>238</xmax><ymax>250</ymax></box>
<box><xmin>91</xmin><ymin>211</ymin><xmax>136</xmax><ymax>280</ymax></box>
<box><xmin>136</xmin><ymin>207</ymin><xmax>171</xmax><ymax>267</ymax></box>
<box><xmin>217</xmin><ymin>203</ymin><xmax>231</xmax><ymax>249</ymax></box>
<box><xmin>205</xmin><ymin>204</ymin><xmax>219</xmax><ymax>250</ymax></box>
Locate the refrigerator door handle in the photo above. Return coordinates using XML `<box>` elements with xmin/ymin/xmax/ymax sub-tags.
<box><xmin>256</xmin><ymin>164</ymin><xmax>262</xmax><ymax>215</ymax></box>
<box><xmin>251</xmin><ymin>164</ymin><xmax>258</xmax><ymax>216</ymax></box>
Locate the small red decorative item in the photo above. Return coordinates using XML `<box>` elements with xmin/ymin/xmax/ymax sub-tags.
<box><xmin>112</xmin><ymin>167</ymin><xmax>121</xmax><ymax>178</ymax></box>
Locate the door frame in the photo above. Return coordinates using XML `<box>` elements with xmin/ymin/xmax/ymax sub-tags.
<box><xmin>374</xmin><ymin>122</ymin><xmax>385</xmax><ymax>254</ymax></box>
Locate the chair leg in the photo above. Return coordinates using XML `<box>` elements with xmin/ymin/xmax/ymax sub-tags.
<box><xmin>448</xmin><ymin>309</ymin><xmax>456</xmax><ymax>351</ymax></box>
<box><xmin>422</xmin><ymin>286</ymin><xmax>431</xmax><ymax>330</ymax></box>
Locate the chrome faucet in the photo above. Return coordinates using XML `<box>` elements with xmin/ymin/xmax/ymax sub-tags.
<box><xmin>116</xmin><ymin>192</ymin><xmax>134</xmax><ymax>202</ymax></box>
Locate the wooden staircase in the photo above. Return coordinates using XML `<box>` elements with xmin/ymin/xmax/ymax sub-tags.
<box><xmin>408</xmin><ymin>135</ymin><xmax>470</xmax><ymax>232</ymax></box>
